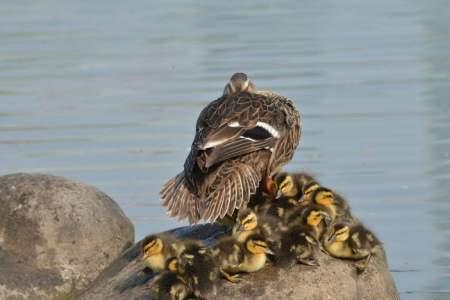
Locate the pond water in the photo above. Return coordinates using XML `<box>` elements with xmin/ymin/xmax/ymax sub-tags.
<box><xmin>1</xmin><ymin>0</ymin><xmax>449</xmax><ymax>298</ymax></box>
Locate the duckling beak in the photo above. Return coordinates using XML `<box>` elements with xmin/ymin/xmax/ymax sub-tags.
<box><xmin>232</xmin><ymin>224</ymin><xmax>244</xmax><ymax>235</ymax></box>
<box><xmin>327</xmin><ymin>233</ymin><xmax>337</xmax><ymax>243</ymax></box>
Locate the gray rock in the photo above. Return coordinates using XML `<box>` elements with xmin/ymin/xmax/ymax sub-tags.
<box><xmin>0</xmin><ymin>173</ymin><xmax>134</xmax><ymax>300</ymax></box>
<box><xmin>79</xmin><ymin>224</ymin><xmax>399</xmax><ymax>300</ymax></box>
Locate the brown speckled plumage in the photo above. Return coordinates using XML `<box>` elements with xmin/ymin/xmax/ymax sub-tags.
<box><xmin>161</xmin><ymin>73</ymin><xmax>301</xmax><ymax>224</ymax></box>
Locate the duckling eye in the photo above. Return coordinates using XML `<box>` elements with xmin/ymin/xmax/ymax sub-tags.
<box><xmin>256</xmin><ymin>241</ymin><xmax>267</xmax><ymax>248</ymax></box>
<box><xmin>279</xmin><ymin>180</ymin><xmax>288</xmax><ymax>190</ymax></box>
<box><xmin>252</xmin><ymin>241</ymin><xmax>267</xmax><ymax>248</ymax></box>
<box><xmin>324</xmin><ymin>192</ymin><xmax>334</xmax><ymax>199</ymax></box>
<box><xmin>144</xmin><ymin>239</ymin><xmax>158</xmax><ymax>251</ymax></box>
<box><xmin>336</xmin><ymin>227</ymin><xmax>349</xmax><ymax>237</ymax></box>
<box><xmin>242</xmin><ymin>214</ymin><xmax>256</xmax><ymax>225</ymax></box>
<box><xmin>337</xmin><ymin>232</ymin><xmax>346</xmax><ymax>239</ymax></box>
<box><xmin>279</xmin><ymin>176</ymin><xmax>293</xmax><ymax>189</ymax></box>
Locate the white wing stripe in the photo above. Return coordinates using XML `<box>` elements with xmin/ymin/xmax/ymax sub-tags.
<box><xmin>256</xmin><ymin>121</ymin><xmax>280</xmax><ymax>138</ymax></box>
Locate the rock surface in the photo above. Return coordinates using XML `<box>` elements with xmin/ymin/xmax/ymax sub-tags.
<box><xmin>0</xmin><ymin>173</ymin><xmax>134</xmax><ymax>300</ymax></box>
<box><xmin>80</xmin><ymin>224</ymin><xmax>399</xmax><ymax>300</ymax></box>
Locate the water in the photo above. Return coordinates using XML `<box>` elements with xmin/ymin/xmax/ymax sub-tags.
<box><xmin>1</xmin><ymin>0</ymin><xmax>449</xmax><ymax>297</ymax></box>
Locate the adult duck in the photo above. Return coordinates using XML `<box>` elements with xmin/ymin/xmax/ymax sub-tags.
<box><xmin>161</xmin><ymin>72</ymin><xmax>301</xmax><ymax>223</ymax></box>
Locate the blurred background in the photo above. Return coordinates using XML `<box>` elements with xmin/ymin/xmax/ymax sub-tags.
<box><xmin>1</xmin><ymin>0</ymin><xmax>449</xmax><ymax>298</ymax></box>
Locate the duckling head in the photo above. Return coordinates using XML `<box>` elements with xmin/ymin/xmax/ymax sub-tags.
<box><xmin>245</xmin><ymin>234</ymin><xmax>274</xmax><ymax>255</ymax></box>
<box><xmin>223</xmin><ymin>72</ymin><xmax>256</xmax><ymax>96</ymax></box>
<box><xmin>328</xmin><ymin>224</ymin><xmax>350</xmax><ymax>243</ymax></box>
<box><xmin>178</xmin><ymin>243</ymin><xmax>211</xmax><ymax>268</ymax></box>
<box><xmin>273</xmin><ymin>173</ymin><xmax>299</xmax><ymax>199</ymax></box>
<box><xmin>312</xmin><ymin>187</ymin><xmax>335</xmax><ymax>208</ymax></box>
<box><xmin>141</xmin><ymin>235</ymin><xmax>164</xmax><ymax>259</ymax></box>
<box><xmin>170</xmin><ymin>281</ymin><xmax>190</xmax><ymax>300</ymax></box>
<box><xmin>235</xmin><ymin>209</ymin><xmax>258</xmax><ymax>232</ymax></box>
<box><xmin>302</xmin><ymin>181</ymin><xmax>321</xmax><ymax>201</ymax></box>
<box><xmin>166</xmin><ymin>256</ymin><xmax>179</xmax><ymax>273</ymax></box>
<box><xmin>306</xmin><ymin>210</ymin><xmax>325</xmax><ymax>228</ymax></box>
<box><xmin>153</xmin><ymin>271</ymin><xmax>190</xmax><ymax>300</ymax></box>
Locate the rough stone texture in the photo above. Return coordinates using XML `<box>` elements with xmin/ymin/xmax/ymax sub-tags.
<box><xmin>79</xmin><ymin>224</ymin><xmax>399</xmax><ymax>300</ymax></box>
<box><xmin>0</xmin><ymin>173</ymin><xmax>135</xmax><ymax>300</ymax></box>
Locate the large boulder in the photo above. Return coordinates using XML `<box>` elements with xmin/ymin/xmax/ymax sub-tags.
<box><xmin>0</xmin><ymin>173</ymin><xmax>134</xmax><ymax>300</ymax></box>
<box><xmin>79</xmin><ymin>224</ymin><xmax>399</xmax><ymax>300</ymax></box>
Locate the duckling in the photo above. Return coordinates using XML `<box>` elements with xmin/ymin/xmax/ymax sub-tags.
<box><xmin>211</xmin><ymin>236</ymin><xmax>244</xmax><ymax>283</ymax></box>
<box><xmin>264</xmin><ymin>195</ymin><xmax>301</xmax><ymax>221</ymax></box>
<box><xmin>223</xmin><ymin>72</ymin><xmax>256</xmax><ymax>96</ymax></box>
<box><xmin>239</xmin><ymin>233</ymin><xmax>274</xmax><ymax>273</ymax></box>
<box><xmin>218</xmin><ymin>188</ymin><xmax>269</xmax><ymax>227</ymax></box>
<box><xmin>232</xmin><ymin>208</ymin><xmax>282</xmax><ymax>249</ymax></box>
<box><xmin>245</xmin><ymin>187</ymin><xmax>274</xmax><ymax>216</ymax></box>
<box><xmin>273</xmin><ymin>172</ymin><xmax>318</xmax><ymax>200</ymax></box>
<box><xmin>276</xmin><ymin>223</ymin><xmax>319</xmax><ymax>268</ymax></box>
<box><xmin>212</xmin><ymin>233</ymin><xmax>273</xmax><ymax>282</ymax></box>
<box><xmin>172</xmin><ymin>241</ymin><xmax>219</xmax><ymax>297</ymax></box>
<box><xmin>301</xmin><ymin>180</ymin><xmax>321</xmax><ymax>202</ymax></box>
<box><xmin>323</xmin><ymin>223</ymin><xmax>382</xmax><ymax>273</ymax></box>
<box><xmin>141</xmin><ymin>234</ymin><xmax>185</xmax><ymax>273</ymax></box>
<box><xmin>284</xmin><ymin>204</ymin><xmax>332</xmax><ymax>242</ymax></box>
<box><xmin>150</xmin><ymin>270</ymin><xmax>197</xmax><ymax>300</ymax></box>
<box><xmin>310</xmin><ymin>186</ymin><xmax>352</xmax><ymax>222</ymax></box>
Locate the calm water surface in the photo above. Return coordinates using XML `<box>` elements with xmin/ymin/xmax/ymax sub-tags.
<box><xmin>1</xmin><ymin>0</ymin><xmax>449</xmax><ymax>297</ymax></box>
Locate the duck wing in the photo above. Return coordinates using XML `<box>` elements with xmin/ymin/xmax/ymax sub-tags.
<box><xmin>162</xmin><ymin>91</ymin><xmax>301</xmax><ymax>224</ymax></box>
<box><xmin>201</xmin><ymin>154</ymin><xmax>265</xmax><ymax>222</ymax></box>
<box><xmin>191</xmin><ymin>92</ymin><xmax>285</xmax><ymax>172</ymax></box>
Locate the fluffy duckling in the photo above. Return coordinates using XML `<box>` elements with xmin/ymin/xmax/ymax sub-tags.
<box><xmin>212</xmin><ymin>234</ymin><xmax>273</xmax><ymax>282</ymax></box>
<box><xmin>141</xmin><ymin>234</ymin><xmax>185</xmax><ymax>273</ymax></box>
<box><xmin>258</xmin><ymin>172</ymin><xmax>317</xmax><ymax>221</ymax></box>
<box><xmin>284</xmin><ymin>204</ymin><xmax>332</xmax><ymax>241</ymax></box>
<box><xmin>301</xmin><ymin>180</ymin><xmax>321</xmax><ymax>202</ymax></box>
<box><xmin>272</xmin><ymin>172</ymin><xmax>318</xmax><ymax>200</ymax></box>
<box><xmin>264</xmin><ymin>195</ymin><xmax>301</xmax><ymax>221</ymax></box>
<box><xmin>211</xmin><ymin>236</ymin><xmax>244</xmax><ymax>283</ymax></box>
<box><xmin>276</xmin><ymin>224</ymin><xmax>319</xmax><ymax>268</ymax></box>
<box><xmin>238</xmin><ymin>233</ymin><xmax>274</xmax><ymax>273</ymax></box>
<box><xmin>232</xmin><ymin>208</ymin><xmax>282</xmax><ymax>249</ymax></box>
<box><xmin>323</xmin><ymin>223</ymin><xmax>382</xmax><ymax>273</ymax></box>
<box><xmin>171</xmin><ymin>241</ymin><xmax>219</xmax><ymax>297</ymax></box>
<box><xmin>310</xmin><ymin>186</ymin><xmax>352</xmax><ymax>222</ymax></box>
<box><xmin>150</xmin><ymin>270</ymin><xmax>197</xmax><ymax>300</ymax></box>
